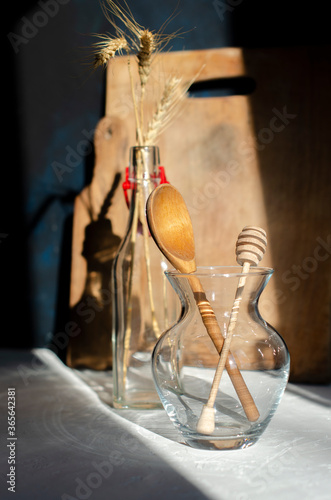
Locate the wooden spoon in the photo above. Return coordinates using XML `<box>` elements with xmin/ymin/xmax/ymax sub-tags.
<box><xmin>146</xmin><ymin>184</ymin><xmax>260</xmax><ymax>422</ymax></box>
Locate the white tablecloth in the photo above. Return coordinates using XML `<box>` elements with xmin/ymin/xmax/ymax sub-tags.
<box><xmin>0</xmin><ymin>348</ymin><xmax>330</xmax><ymax>500</ymax></box>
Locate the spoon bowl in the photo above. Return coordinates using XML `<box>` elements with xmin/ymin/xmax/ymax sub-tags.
<box><xmin>146</xmin><ymin>184</ymin><xmax>196</xmax><ymax>273</ymax></box>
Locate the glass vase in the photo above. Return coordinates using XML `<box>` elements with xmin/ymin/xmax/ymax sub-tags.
<box><xmin>152</xmin><ymin>266</ymin><xmax>290</xmax><ymax>450</ymax></box>
<box><xmin>112</xmin><ymin>146</ymin><xmax>177</xmax><ymax>409</ymax></box>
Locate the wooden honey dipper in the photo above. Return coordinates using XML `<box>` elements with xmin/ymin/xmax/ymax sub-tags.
<box><xmin>146</xmin><ymin>185</ymin><xmax>260</xmax><ymax>422</ymax></box>
<box><xmin>196</xmin><ymin>226</ymin><xmax>267</xmax><ymax>435</ymax></box>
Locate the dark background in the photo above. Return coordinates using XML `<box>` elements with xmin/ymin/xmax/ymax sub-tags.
<box><xmin>2</xmin><ymin>0</ymin><xmax>330</xmax><ymax>351</ymax></box>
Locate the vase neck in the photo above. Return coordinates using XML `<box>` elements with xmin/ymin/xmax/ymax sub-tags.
<box><xmin>166</xmin><ymin>267</ymin><xmax>274</xmax><ymax>313</ymax></box>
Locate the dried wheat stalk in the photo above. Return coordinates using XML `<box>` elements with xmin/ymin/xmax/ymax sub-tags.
<box><xmin>92</xmin><ymin>1</ymin><xmax>190</xmax><ymax>355</ymax></box>
<box><xmin>93</xmin><ymin>0</ymin><xmax>187</xmax><ymax>145</ymax></box>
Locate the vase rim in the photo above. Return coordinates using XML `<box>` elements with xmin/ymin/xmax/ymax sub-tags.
<box><xmin>165</xmin><ymin>265</ymin><xmax>274</xmax><ymax>278</ymax></box>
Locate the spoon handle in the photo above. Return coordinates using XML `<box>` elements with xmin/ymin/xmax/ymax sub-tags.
<box><xmin>188</xmin><ymin>275</ymin><xmax>259</xmax><ymax>422</ymax></box>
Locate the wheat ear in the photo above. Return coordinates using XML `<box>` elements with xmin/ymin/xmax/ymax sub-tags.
<box><xmin>137</xmin><ymin>30</ymin><xmax>155</xmax><ymax>88</ymax></box>
<box><xmin>93</xmin><ymin>36</ymin><xmax>128</xmax><ymax>68</ymax></box>
<box><xmin>136</xmin><ymin>29</ymin><xmax>156</xmax><ymax>133</ymax></box>
<box><xmin>144</xmin><ymin>76</ymin><xmax>186</xmax><ymax>145</ymax></box>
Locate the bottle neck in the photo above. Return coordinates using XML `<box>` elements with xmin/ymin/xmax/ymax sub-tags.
<box><xmin>129</xmin><ymin>146</ymin><xmax>160</xmax><ymax>182</ymax></box>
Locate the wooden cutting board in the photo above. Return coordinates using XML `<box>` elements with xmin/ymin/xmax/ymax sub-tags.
<box><xmin>69</xmin><ymin>46</ymin><xmax>331</xmax><ymax>382</ymax></box>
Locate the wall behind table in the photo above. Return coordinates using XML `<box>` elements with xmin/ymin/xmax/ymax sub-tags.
<box><xmin>2</xmin><ymin>0</ymin><xmax>231</xmax><ymax>351</ymax></box>
<box><xmin>2</xmin><ymin>0</ymin><xmax>330</xmax><ymax>376</ymax></box>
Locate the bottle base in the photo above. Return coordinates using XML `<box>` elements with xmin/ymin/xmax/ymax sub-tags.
<box><xmin>113</xmin><ymin>393</ymin><xmax>163</xmax><ymax>410</ymax></box>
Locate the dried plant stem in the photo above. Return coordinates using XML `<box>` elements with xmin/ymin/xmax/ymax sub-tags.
<box><xmin>140</xmin><ymin>90</ymin><xmax>145</xmax><ymax>136</ymax></box>
<box><xmin>122</xmin><ymin>150</ymin><xmax>161</xmax><ymax>381</ymax></box>
<box><xmin>122</xmin><ymin>179</ymin><xmax>140</xmax><ymax>382</ymax></box>
<box><xmin>138</xmin><ymin>186</ymin><xmax>161</xmax><ymax>339</ymax></box>
<box><xmin>127</xmin><ymin>29</ymin><xmax>160</xmax><ymax>345</ymax></box>
<box><xmin>93</xmin><ymin>1</ymin><xmax>192</xmax><ymax>385</ymax></box>
<box><xmin>127</xmin><ymin>55</ymin><xmax>143</xmax><ymax>145</ymax></box>
<box><xmin>135</xmin><ymin>151</ymin><xmax>160</xmax><ymax>339</ymax></box>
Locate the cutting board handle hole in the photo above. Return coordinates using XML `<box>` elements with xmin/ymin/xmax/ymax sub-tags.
<box><xmin>188</xmin><ymin>76</ymin><xmax>256</xmax><ymax>98</ymax></box>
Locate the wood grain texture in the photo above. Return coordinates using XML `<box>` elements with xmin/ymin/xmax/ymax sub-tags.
<box><xmin>146</xmin><ymin>184</ymin><xmax>196</xmax><ymax>273</ymax></box>
<box><xmin>69</xmin><ymin>46</ymin><xmax>331</xmax><ymax>382</ymax></box>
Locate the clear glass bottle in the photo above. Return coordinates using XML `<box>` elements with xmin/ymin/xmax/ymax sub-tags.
<box><xmin>152</xmin><ymin>266</ymin><xmax>290</xmax><ymax>450</ymax></box>
<box><xmin>112</xmin><ymin>146</ymin><xmax>177</xmax><ymax>409</ymax></box>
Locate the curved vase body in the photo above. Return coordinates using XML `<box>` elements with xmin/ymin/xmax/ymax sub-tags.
<box><xmin>152</xmin><ymin>266</ymin><xmax>290</xmax><ymax>450</ymax></box>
